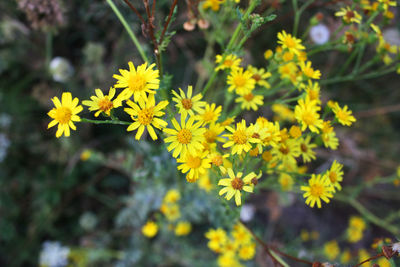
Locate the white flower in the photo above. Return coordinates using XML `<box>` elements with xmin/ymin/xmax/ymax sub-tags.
<box><xmin>49</xmin><ymin>57</ymin><xmax>74</xmax><ymax>82</ymax></box>
<box><xmin>310</xmin><ymin>24</ymin><xmax>330</xmax><ymax>45</ymax></box>
<box><xmin>240</xmin><ymin>204</ymin><xmax>255</xmax><ymax>222</ymax></box>
<box><xmin>392</xmin><ymin>242</ymin><xmax>400</xmax><ymax>254</ymax></box>
<box><xmin>39</xmin><ymin>241</ymin><xmax>70</xmax><ymax>267</ymax></box>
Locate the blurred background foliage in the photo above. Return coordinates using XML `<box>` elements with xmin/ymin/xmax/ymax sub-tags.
<box><xmin>0</xmin><ymin>0</ymin><xmax>400</xmax><ymax>266</ymax></box>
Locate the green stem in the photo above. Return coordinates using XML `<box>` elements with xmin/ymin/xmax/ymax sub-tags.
<box><xmin>321</xmin><ymin>66</ymin><xmax>397</xmax><ymax>85</ymax></box>
<box><xmin>80</xmin><ymin>118</ymin><xmax>131</xmax><ymax>125</ymax></box>
<box><xmin>202</xmin><ymin>0</ymin><xmax>258</xmax><ymax>95</ymax></box>
<box><xmin>352</xmin><ymin>43</ymin><xmax>366</xmax><ymax>75</ymax></box>
<box><xmin>45</xmin><ymin>31</ymin><xmax>52</xmax><ymax>69</ymax></box>
<box><xmin>106</xmin><ymin>0</ymin><xmax>148</xmax><ymax>62</ymax></box>
<box><xmin>336</xmin><ymin>194</ymin><xmax>400</xmax><ymax>236</ymax></box>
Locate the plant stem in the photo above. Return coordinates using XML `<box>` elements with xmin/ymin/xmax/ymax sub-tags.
<box><xmin>80</xmin><ymin>118</ymin><xmax>131</xmax><ymax>126</ymax></box>
<box><xmin>335</xmin><ymin>194</ymin><xmax>400</xmax><ymax>236</ymax></box>
<box><xmin>106</xmin><ymin>0</ymin><xmax>148</xmax><ymax>62</ymax></box>
<box><xmin>201</xmin><ymin>0</ymin><xmax>258</xmax><ymax>95</ymax></box>
<box><xmin>45</xmin><ymin>31</ymin><xmax>52</xmax><ymax>68</ymax></box>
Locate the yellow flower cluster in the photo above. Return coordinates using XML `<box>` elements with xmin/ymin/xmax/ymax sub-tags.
<box><xmin>205</xmin><ymin>223</ymin><xmax>256</xmax><ymax>266</ymax></box>
<box><xmin>347</xmin><ymin>216</ymin><xmax>366</xmax><ymax>243</ymax></box>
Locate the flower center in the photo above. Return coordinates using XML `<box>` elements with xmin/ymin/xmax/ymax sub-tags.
<box><xmin>232</xmin><ymin>130</ymin><xmax>247</xmax><ymax>144</ymax></box>
<box><xmin>181</xmin><ymin>98</ymin><xmax>193</xmax><ymax>110</ymax></box>
<box><xmin>231</xmin><ymin>177</ymin><xmax>244</xmax><ymax>190</ymax></box>
<box><xmin>310</xmin><ymin>184</ymin><xmax>324</xmax><ymax>197</ymax></box>
<box><xmin>233</xmin><ymin>75</ymin><xmax>246</xmax><ymax>87</ymax></box>
<box><xmin>177</xmin><ymin>128</ymin><xmax>192</xmax><ymax>144</ymax></box>
<box><xmin>302</xmin><ymin>111</ymin><xmax>316</xmax><ymax>125</ymax></box>
<box><xmin>285</xmin><ymin>37</ymin><xmax>296</xmax><ymax>48</ymax></box>
<box><xmin>329</xmin><ymin>172</ymin><xmax>337</xmax><ymax>183</ymax></box>
<box><xmin>98</xmin><ymin>98</ymin><xmax>113</xmax><ymax>112</ymax></box>
<box><xmin>204</xmin><ymin>129</ymin><xmax>217</xmax><ymax>143</ymax></box>
<box><xmin>138</xmin><ymin>108</ymin><xmax>154</xmax><ymax>125</ymax></box>
<box><xmin>252</xmin><ymin>74</ymin><xmax>261</xmax><ymax>81</ymax></box>
<box><xmin>252</xmin><ymin>133</ymin><xmax>260</xmax><ymax>139</ymax></box>
<box><xmin>128</xmin><ymin>73</ymin><xmax>146</xmax><ymax>92</ymax></box>
<box><xmin>300</xmin><ymin>143</ymin><xmax>308</xmax><ymax>152</ymax></box>
<box><xmin>223</xmin><ymin>59</ymin><xmax>233</xmax><ymax>67</ymax></box>
<box><xmin>186</xmin><ymin>155</ymin><xmax>202</xmax><ymax>169</ymax></box>
<box><xmin>211</xmin><ymin>155</ymin><xmax>223</xmax><ymax>166</ymax></box>
<box><xmin>336</xmin><ymin>110</ymin><xmax>348</xmax><ymax>121</ymax></box>
<box><xmin>202</xmin><ymin>111</ymin><xmax>215</xmax><ymax>122</ymax></box>
<box><xmin>243</xmin><ymin>93</ymin><xmax>254</xmax><ymax>101</ymax></box>
<box><xmin>55</xmin><ymin>107</ymin><xmax>72</xmax><ymax>124</ymax></box>
<box><xmin>279</xmin><ymin>145</ymin><xmax>289</xmax><ymax>155</ymax></box>
<box><xmin>345</xmin><ymin>10</ymin><xmax>355</xmax><ymax>20</ymax></box>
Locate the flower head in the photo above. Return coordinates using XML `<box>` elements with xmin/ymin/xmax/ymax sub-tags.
<box><xmin>227</xmin><ymin>67</ymin><xmax>255</xmax><ymax>95</ymax></box>
<box><xmin>163</xmin><ymin>116</ymin><xmax>205</xmax><ymax>158</ymax></box>
<box><xmin>172</xmin><ymin>86</ymin><xmax>206</xmax><ymax>119</ymax></box>
<box><xmin>124</xmin><ymin>96</ymin><xmax>169</xmax><ymax>140</ymax></box>
<box><xmin>301</xmin><ymin>174</ymin><xmax>335</xmax><ymax>208</ymax></box>
<box><xmin>47</xmin><ymin>92</ymin><xmax>83</xmax><ymax>138</ymax></box>
<box><xmin>235</xmin><ymin>93</ymin><xmax>264</xmax><ymax>111</ymax></box>
<box><xmin>83</xmin><ymin>87</ymin><xmax>121</xmax><ymax>117</ymax></box>
<box><xmin>335</xmin><ymin>7</ymin><xmax>362</xmax><ymax>24</ymax></box>
<box><xmin>223</xmin><ymin>120</ymin><xmax>259</xmax><ymax>155</ymax></box>
<box><xmin>177</xmin><ymin>151</ymin><xmax>211</xmax><ymax>182</ymax></box>
<box><xmin>277</xmin><ymin>30</ymin><xmax>305</xmax><ymax>55</ymax></box>
<box><xmin>113</xmin><ymin>61</ymin><xmax>159</xmax><ymax>102</ymax></box>
<box><xmin>142</xmin><ymin>221</ymin><xmax>158</xmax><ymax>238</ymax></box>
<box><xmin>332</xmin><ymin>103</ymin><xmax>356</xmax><ymax>126</ymax></box>
<box><xmin>215</xmin><ymin>54</ymin><xmax>241</xmax><ymax>71</ymax></box>
<box><xmin>218</xmin><ymin>168</ymin><xmax>256</xmax><ymax>206</ymax></box>
<box><xmin>295</xmin><ymin>98</ymin><xmax>323</xmax><ymax>133</ymax></box>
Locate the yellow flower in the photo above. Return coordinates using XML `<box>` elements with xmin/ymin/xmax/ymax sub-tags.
<box><xmin>335</xmin><ymin>7</ymin><xmax>362</xmax><ymax>24</ymax></box>
<box><xmin>378</xmin><ymin>0</ymin><xmax>397</xmax><ymax>10</ymax></box>
<box><xmin>83</xmin><ymin>87</ymin><xmax>121</xmax><ymax>117</ymax></box>
<box><xmin>349</xmin><ymin>216</ymin><xmax>366</xmax><ymax>230</ymax></box>
<box><xmin>358</xmin><ymin>249</ymin><xmax>371</xmax><ymax>267</ymax></box>
<box><xmin>340</xmin><ymin>249</ymin><xmax>352</xmax><ymax>264</ymax></box>
<box><xmin>217</xmin><ymin>252</ymin><xmax>241</xmax><ymax>267</ymax></box>
<box><xmin>300</xmin><ymin>61</ymin><xmax>321</xmax><ymax>79</ymax></box>
<box><xmin>322</xmin><ymin>131</ymin><xmax>339</xmax><ymax>150</ymax></box>
<box><xmin>177</xmin><ymin>151</ymin><xmax>211</xmax><ymax>182</ymax></box>
<box><xmin>377</xmin><ymin>257</ymin><xmax>391</xmax><ymax>267</ymax></box>
<box><xmin>232</xmin><ymin>223</ymin><xmax>252</xmax><ymax>245</ymax></box>
<box><xmin>124</xmin><ymin>96</ymin><xmax>169</xmax><ymax>140</ymax></box>
<box><xmin>205</xmin><ymin>228</ymin><xmax>228</xmax><ymax>253</ymax></box>
<box><xmin>163</xmin><ymin>189</ymin><xmax>180</xmax><ymax>204</ymax></box>
<box><xmin>227</xmin><ymin>67</ymin><xmax>255</xmax><ymax>96</ymax></box>
<box><xmin>160</xmin><ymin>203</ymin><xmax>181</xmax><ymax>221</ymax></box>
<box><xmin>279</xmin><ymin>173</ymin><xmax>294</xmax><ymax>191</ymax></box>
<box><xmin>289</xmin><ymin>125</ymin><xmax>302</xmax><ymax>138</ymax></box>
<box><xmin>305</xmin><ymin>81</ymin><xmax>321</xmax><ymax>104</ymax></box>
<box><xmin>48</xmin><ymin>92</ymin><xmax>83</xmax><ymax>138</ymax></box>
<box><xmin>277</xmin><ymin>30</ymin><xmax>305</xmax><ymax>55</ymax></box>
<box><xmin>271</xmin><ymin>139</ymin><xmax>301</xmax><ymax>165</ymax></box>
<box><xmin>324</xmin><ymin>240</ymin><xmax>340</xmax><ymax>261</ymax></box>
<box><xmin>223</xmin><ymin>120</ymin><xmax>259</xmax><ymax>155</ymax></box>
<box><xmin>142</xmin><ymin>221</ymin><xmax>158</xmax><ymax>238</ymax></box>
<box><xmin>80</xmin><ymin>149</ymin><xmax>92</xmax><ymax>161</ymax></box>
<box><xmin>164</xmin><ymin>116</ymin><xmax>205</xmax><ymax>158</ymax></box>
<box><xmin>215</xmin><ymin>54</ymin><xmax>241</xmax><ymax>71</ymax></box>
<box><xmin>218</xmin><ymin>168</ymin><xmax>256</xmax><ymax>206</ymax></box>
<box><xmin>294</xmin><ymin>98</ymin><xmax>323</xmax><ymax>133</ymax></box>
<box><xmin>175</xmin><ymin>221</ymin><xmax>192</xmax><ymax>236</ymax></box>
<box><xmin>238</xmin><ymin>243</ymin><xmax>256</xmax><ymax>260</ymax></box>
<box><xmin>203</xmin><ymin>0</ymin><xmax>225</xmax><ymax>11</ymax></box>
<box><xmin>301</xmin><ymin>174</ymin><xmax>335</xmax><ymax>208</ymax></box>
<box><xmin>113</xmin><ymin>61</ymin><xmax>159</xmax><ymax>102</ymax></box>
<box><xmin>247</xmin><ymin>65</ymin><xmax>271</xmax><ymax>88</ymax></box>
<box><xmin>298</xmin><ymin>136</ymin><xmax>317</xmax><ymax>163</ymax></box>
<box><xmin>324</xmin><ymin>160</ymin><xmax>343</xmax><ymax>192</ymax></box>
<box><xmin>235</xmin><ymin>93</ymin><xmax>264</xmax><ymax>111</ymax></box>
<box><xmin>272</xmin><ymin>104</ymin><xmax>295</xmax><ymax>122</ymax></box>
<box><xmin>172</xmin><ymin>85</ymin><xmax>206</xmax><ymax>120</ymax></box>
<box><xmin>198</xmin><ymin>170</ymin><xmax>213</xmax><ymax>192</ymax></box>
<box><xmin>203</xmin><ymin>122</ymin><xmax>225</xmax><ymax>145</ymax></box>
<box><xmin>198</xmin><ymin>103</ymin><xmax>222</xmax><ymax>124</ymax></box>
<box><xmin>332</xmin><ymin>103</ymin><xmax>356</xmax><ymax>126</ymax></box>
<box><xmin>264</xmin><ymin>49</ymin><xmax>273</xmax><ymax>60</ymax></box>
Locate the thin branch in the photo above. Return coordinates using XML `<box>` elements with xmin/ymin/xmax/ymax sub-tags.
<box><xmin>122</xmin><ymin>0</ymin><xmax>146</xmax><ymax>25</ymax></box>
<box><xmin>159</xmin><ymin>0</ymin><xmax>178</xmax><ymax>46</ymax></box>
<box><xmin>353</xmin><ymin>253</ymin><xmax>384</xmax><ymax>267</ymax></box>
